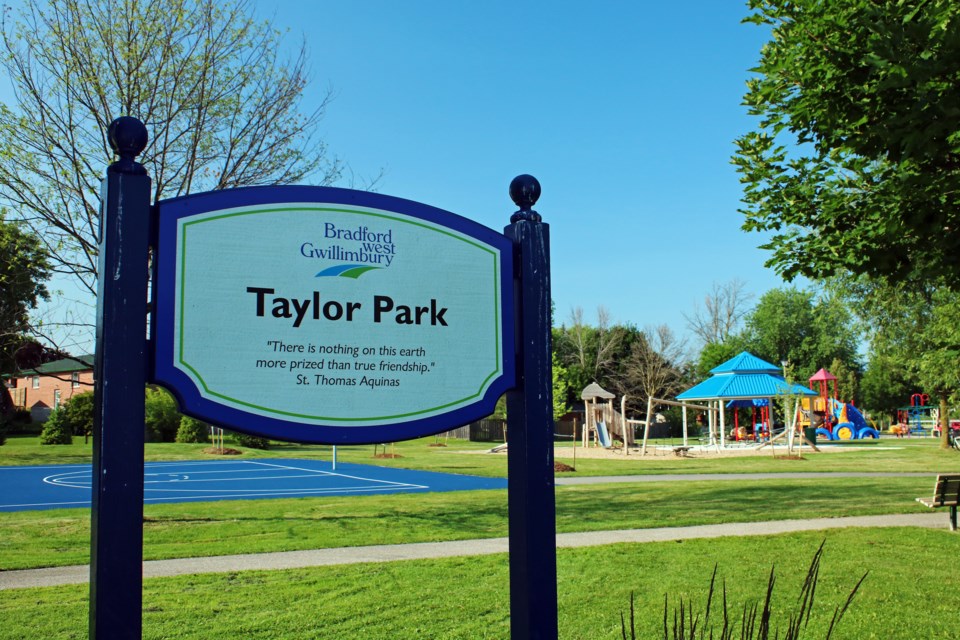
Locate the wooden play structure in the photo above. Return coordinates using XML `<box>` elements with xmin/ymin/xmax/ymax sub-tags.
<box><xmin>580</xmin><ymin>382</ymin><xmax>633</xmax><ymax>450</ymax></box>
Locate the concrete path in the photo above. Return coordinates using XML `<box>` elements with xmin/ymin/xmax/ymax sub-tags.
<box><xmin>2</xmin><ymin>512</ymin><xmax>947</xmax><ymax>591</ymax></box>
<box><xmin>555</xmin><ymin>471</ymin><xmax>932</xmax><ymax>485</ymax></box>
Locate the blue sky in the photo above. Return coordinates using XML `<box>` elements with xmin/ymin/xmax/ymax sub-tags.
<box><xmin>12</xmin><ymin>1</ymin><xmax>793</xmax><ymax>355</ymax></box>
<box><xmin>258</xmin><ymin>0</ymin><xmax>786</xmax><ymax>345</ymax></box>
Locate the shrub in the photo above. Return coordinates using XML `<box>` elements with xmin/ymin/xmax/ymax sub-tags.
<box><xmin>230</xmin><ymin>431</ymin><xmax>269</xmax><ymax>449</ymax></box>
<box><xmin>144</xmin><ymin>387</ymin><xmax>181</xmax><ymax>442</ymax></box>
<box><xmin>1</xmin><ymin>409</ymin><xmax>35</xmax><ymax>436</ymax></box>
<box><xmin>57</xmin><ymin>392</ymin><xmax>95</xmax><ymax>436</ymax></box>
<box><xmin>40</xmin><ymin>409</ymin><xmax>73</xmax><ymax>444</ymax></box>
<box><xmin>176</xmin><ymin>415</ymin><xmax>210</xmax><ymax>443</ymax></box>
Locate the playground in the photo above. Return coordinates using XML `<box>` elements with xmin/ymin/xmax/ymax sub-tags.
<box><xmin>564</xmin><ymin>354</ymin><xmax>895</xmax><ymax>459</ymax></box>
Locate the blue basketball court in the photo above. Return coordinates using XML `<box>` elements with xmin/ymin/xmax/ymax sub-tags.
<box><xmin>0</xmin><ymin>458</ymin><xmax>508</xmax><ymax>512</ymax></box>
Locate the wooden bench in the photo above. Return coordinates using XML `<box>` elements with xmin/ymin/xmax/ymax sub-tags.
<box><xmin>672</xmin><ymin>446</ymin><xmax>692</xmax><ymax>457</ymax></box>
<box><xmin>916</xmin><ymin>474</ymin><xmax>960</xmax><ymax>531</ymax></box>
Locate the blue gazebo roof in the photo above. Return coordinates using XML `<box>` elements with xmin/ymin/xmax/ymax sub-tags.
<box><xmin>677</xmin><ymin>351</ymin><xmax>816</xmax><ymax>402</ymax></box>
<box><xmin>709</xmin><ymin>351</ymin><xmax>781</xmax><ymax>375</ymax></box>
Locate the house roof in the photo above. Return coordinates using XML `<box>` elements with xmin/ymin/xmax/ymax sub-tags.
<box><xmin>18</xmin><ymin>355</ymin><xmax>94</xmax><ymax>376</ymax></box>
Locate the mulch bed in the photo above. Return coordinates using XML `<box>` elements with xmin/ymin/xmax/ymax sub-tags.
<box><xmin>554</xmin><ymin>462</ymin><xmax>576</xmax><ymax>472</ymax></box>
<box><xmin>204</xmin><ymin>447</ymin><xmax>242</xmax><ymax>455</ymax></box>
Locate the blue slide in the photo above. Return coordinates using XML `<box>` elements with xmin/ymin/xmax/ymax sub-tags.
<box><xmin>596</xmin><ymin>421</ymin><xmax>612</xmax><ymax>448</ymax></box>
<box><xmin>845</xmin><ymin>403</ymin><xmax>869</xmax><ymax>432</ymax></box>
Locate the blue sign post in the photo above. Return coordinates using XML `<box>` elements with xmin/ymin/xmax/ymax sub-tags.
<box><xmin>91</xmin><ymin>117</ymin><xmax>558</xmax><ymax>639</ymax></box>
<box><xmin>505</xmin><ymin>176</ymin><xmax>558</xmax><ymax>639</ymax></box>
<box><xmin>90</xmin><ymin>117</ymin><xmax>151</xmax><ymax>640</ymax></box>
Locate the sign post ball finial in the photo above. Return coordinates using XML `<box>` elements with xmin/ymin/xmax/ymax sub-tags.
<box><xmin>108</xmin><ymin>116</ymin><xmax>148</xmax><ymax>159</ymax></box>
<box><xmin>509</xmin><ymin>174</ymin><xmax>541</xmax><ymax>222</ymax></box>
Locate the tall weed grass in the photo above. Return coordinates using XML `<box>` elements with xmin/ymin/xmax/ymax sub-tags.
<box><xmin>621</xmin><ymin>542</ymin><xmax>866</xmax><ymax>640</ymax></box>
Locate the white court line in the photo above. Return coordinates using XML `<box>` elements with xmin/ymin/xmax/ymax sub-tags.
<box><xmin>17</xmin><ymin>459</ymin><xmax>433</xmax><ymax>510</ymax></box>
<box><xmin>248</xmin><ymin>460</ymin><xmax>422</xmax><ymax>489</ymax></box>
<box><xmin>41</xmin><ymin>464</ymin><xmax>428</xmax><ymax>493</ymax></box>
<box><xmin>141</xmin><ymin>485</ymin><xmax>425</xmax><ymax>502</ymax></box>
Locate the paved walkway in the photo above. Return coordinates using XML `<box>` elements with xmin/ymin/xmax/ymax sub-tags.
<box><xmin>555</xmin><ymin>471</ymin><xmax>932</xmax><ymax>485</ymax></box>
<box><xmin>2</xmin><ymin>512</ymin><xmax>946</xmax><ymax>591</ymax></box>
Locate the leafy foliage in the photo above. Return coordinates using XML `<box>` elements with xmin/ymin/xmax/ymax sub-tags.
<box><xmin>176</xmin><ymin>415</ymin><xmax>210</xmax><ymax>444</ymax></box>
<box><xmin>55</xmin><ymin>391</ymin><xmax>94</xmax><ymax>437</ymax></box>
<box><xmin>39</xmin><ymin>409</ymin><xmax>73</xmax><ymax>444</ymax></box>
<box><xmin>551</xmin><ymin>352</ymin><xmax>569</xmax><ymax>421</ymax></box>
<box><xmin>833</xmin><ymin>275</ymin><xmax>960</xmax><ymax>443</ymax></box>
<box><xmin>144</xmin><ymin>387</ymin><xmax>181</xmax><ymax>442</ymax></box>
<box><xmin>735</xmin><ymin>0</ymin><xmax>960</xmax><ymax>288</ymax></box>
<box><xmin>740</xmin><ymin>287</ymin><xmax>860</xmax><ymax>382</ymax></box>
<box><xmin>553</xmin><ymin>308</ymin><xmax>690</xmax><ymax>416</ymax></box>
<box><xmin>230</xmin><ymin>431</ymin><xmax>269</xmax><ymax>449</ymax></box>
<box><xmin>0</xmin><ymin>215</ymin><xmax>49</xmax><ymax>369</ymax></box>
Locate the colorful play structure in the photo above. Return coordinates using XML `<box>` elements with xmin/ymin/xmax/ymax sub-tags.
<box><xmin>895</xmin><ymin>393</ymin><xmax>940</xmax><ymax>436</ymax></box>
<box><xmin>795</xmin><ymin>368</ymin><xmax>880</xmax><ymax>441</ymax></box>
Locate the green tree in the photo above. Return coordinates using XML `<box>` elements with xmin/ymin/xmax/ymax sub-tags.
<box><xmin>741</xmin><ymin>287</ymin><xmax>860</xmax><ymax>382</ymax></box>
<box><xmin>552</xmin><ymin>307</ymin><xmax>636</xmax><ymax>405</ymax></box>
<box><xmin>612</xmin><ymin>324</ymin><xmax>689</xmax><ymax>415</ymax></box>
<box><xmin>56</xmin><ymin>391</ymin><xmax>95</xmax><ymax>438</ymax></box>
<box><xmin>0</xmin><ymin>0</ymin><xmax>341</xmax><ymax>337</ymax></box>
<box><xmin>176</xmin><ymin>415</ymin><xmax>210</xmax><ymax>444</ymax></box>
<box><xmin>144</xmin><ymin>387</ymin><xmax>181</xmax><ymax>442</ymax></box>
<box><xmin>694</xmin><ymin>337</ymin><xmax>750</xmax><ymax>380</ymax></box>
<box><xmin>39</xmin><ymin>409</ymin><xmax>73</xmax><ymax>444</ymax></box>
<box><xmin>833</xmin><ymin>276</ymin><xmax>960</xmax><ymax>447</ymax></box>
<box><xmin>551</xmin><ymin>352</ymin><xmax>569</xmax><ymax>421</ymax></box>
<box><xmin>0</xmin><ymin>215</ymin><xmax>50</xmax><ymax>370</ymax></box>
<box><xmin>735</xmin><ymin>1</ymin><xmax>960</xmax><ymax>288</ymax></box>
<box><xmin>861</xmin><ymin>350</ymin><xmax>915</xmax><ymax>425</ymax></box>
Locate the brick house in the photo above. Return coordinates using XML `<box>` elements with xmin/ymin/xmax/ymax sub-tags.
<box><xmin>3</xmin><ymin>355</ymin><xmax>94</xmax><ymax>422</ymax></box>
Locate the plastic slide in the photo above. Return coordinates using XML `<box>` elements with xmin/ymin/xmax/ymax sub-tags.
<box><xmin>831</xmin><ymin>401</ymin><xmax>878</xmax><ymax>440</ymax></box>
<box><xmin>596</xmin><ymin>421</ymin><xmax>612</xmax><ymax>448</ymax></box>
<box><xmin>815</xmin><ymin>427</ymin><xmax>835</xmax><ymax>441</ymax></box>
<box><xmin>844</xmin><ymin>403</ymin><xmax>870</xmax><ymax>433</ymax></box>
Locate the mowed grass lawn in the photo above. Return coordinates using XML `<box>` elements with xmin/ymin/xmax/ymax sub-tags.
<box><xmin>3</xmin><ymin>529</ymin><xmax>959</xmax><ymax>639</ymax></box>
<box><xmin>2</xmin><ymin>435</ymin><xmax>958</xmax><ymax>638</ymax></box>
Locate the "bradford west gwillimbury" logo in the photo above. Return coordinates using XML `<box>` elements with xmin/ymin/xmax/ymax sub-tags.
<box><xmin>300</xmin><ymin>222</ymin><xmax>395</xmax><ymax>278</ymax></box>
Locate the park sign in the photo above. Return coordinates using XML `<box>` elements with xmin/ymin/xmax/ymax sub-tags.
<box><xmin>94</xmin><ymin>118</ymin><xmax>555</xmax><ymax>640</ymax></box>
<box><xmin>152</xmin><ymin>186</ymin><xmax>515</xmax><ymax>444</ymax></box>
